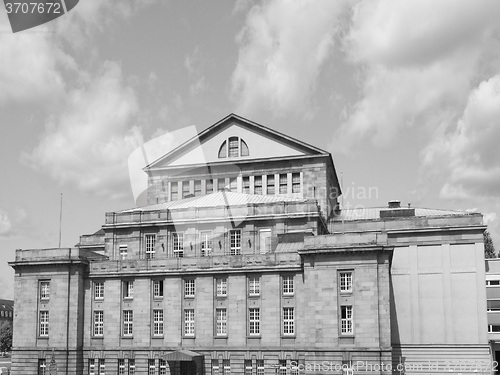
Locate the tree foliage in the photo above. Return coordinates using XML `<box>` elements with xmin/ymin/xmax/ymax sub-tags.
<box><xmin>0</xmin><ymin>321</ymin><xmax>12</xmax><ymax>353</ymax></box>
<box><xmin>484</xmin><ymin>230</ymin><xmax>496</xmax><ymax>258</ymax></box>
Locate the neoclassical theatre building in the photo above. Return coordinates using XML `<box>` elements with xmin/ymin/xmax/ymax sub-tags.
<box><xmin>10</xmin><ymin>114</ymin><xmax>490</xmax><ymax>375</ymax></box>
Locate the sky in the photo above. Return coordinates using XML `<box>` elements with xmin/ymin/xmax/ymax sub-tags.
<box><xmin>1</xmin><ymin>0</ymin><xmax>500</xmax><ymax>299</ymax></box>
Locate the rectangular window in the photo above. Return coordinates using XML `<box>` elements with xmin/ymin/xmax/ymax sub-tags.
<box><xmin>283</xmin><ymin>275</ymin><xmax>294</xmax><ymax>295</ymax></box>
<box><xmin>279</xmin><ymin>174</ymin><xmax>287</xmax><ymax>194</ymax></box>
<box><xmin>259</xmin><ymin>228</ymin><xmax>271</xmax><ymax>254</ymax></box>
<box><xmin>341</xmin><ymin>306</ymin><xmax>353</xmax><ymax>334</ymax></box>
<box><xmin>279</xmin><ymin>360</ymin><xmax>286</xmax><ymax>375</ymax></box>
<box><xmin>119</xmin><ymin>245</ymin><xmax>128</xmax><ymax>260</ymax></box>
<box><xmin>216</xmin><ymin>278</ymin><xmax>227</xmax><ymax>297</ymax></box>
<box><xmin>242</xmin><ymin>176</ymin><xmax>250</xmax><ymax>193</ymax></box>
<box><xmin>254</xmin><ymin>176</ymin><xmax>262</xmax><ymax>195</ymax></box>
<box><xmin>153</xmin><ymin>280</ymin><xmax>164</xmax><ymax>298</ymax></box>
<box><xmin>40</xmin><ymin>281</ymin><xmax>50</xmax><ymax>300</ymax></box>
<box><xmin>38</xmin><ymin>359</ymin><xmax>47</xmax><ymax>375</ymax></box>
<box><xmin>249</xmin><ymin>308</ymin><xmax>260</xmax><ymax>335</ymax></box>
<box><xmin>159</xmin><ymin>359</ymin><xmax>167</xmax><ymax>375</ymax></box>
<box><xmin>129</xmin><ymin>359</ymin><xmax>135</xmax><ymax>375</ymax></box>
<box><xmin>267</xmin><ymin>174</ymin><xmax>275</xmax><ymax>195</ymax></box>
<box><xmin>201</xmin><ymin>231</ymin><xmax>212</xmax><ymax>256</ymax></box>
<box><xmin>123</xmin><ymin>310</ymin><xmax>133</xmax><ymax>336</ymax></box>
<box><xmin>93</xmin><ymin>311</ymin><xmax>104</xmax><ymax>336</ymax></box>
<box><xmin>153</xmin><ymin>309</ymin><xmax>164</xmax><ymax>336</ymax></box>
<box><xmin>206</xmin><ymin>179</ymin><xmax>214</xmax><ymax>194</ymax></box>
<box><xmin>145</xmin><ymin>234</ymin><xmax>156</xmax><ymax>259</ymax></box>
<box><xmin>171</xmin><ymin>182</ymin><xmax>178</xmax><ymax>200</ymax></box>
<box><xmin>218</xmin><ymin>178</ymin><xmax>226</xmax><ymax>191</ymax></box>
<box><xmin>89</xmin><ymin>359</ymin><xmax>96</xmax><ymax>375</ymax></box>
<box><xmin>230</xmin><ymin>230</ymin><xmax>241</xmax><ymax>255</ymax></box>
<box><xmin>223</xmin><ymin>359</ymin><xmax>231</xmax><ymax>375</ymax></box>
<box><xmin>123</xmin><ymin>281</ymin><xmax>133</xmax><ymax>299</ymax></box>
<box><xmin>39</xmin><ymin>310</ymin><xmax>49</xmax><ymax>336</ymax></box>
<box><xmin>94</xmin><ymin>281</ymin><xmax>104</xmax><ymax>300</ymax></box>
<box><xmin>173</xmin><ymin>232</ymin><xmax>184</xmax><ymax>257</ymax></box>
<box><xmin>184</xmin><ymin>309</ymin><xmax>195</xmax><ymax>336</ymax></box>
<box><xmin>248</xmin><ymin>277</ymin><xmax>260</xmax><ymax>296</ymax></box>
<box><xmin>216</xmin><ymin>308</ymin><xmax>227</xmax><ymax>336</ymax></box>
<box><xmin>283</xmin><ymin>307</ymin><xmax>295</xmax><ymax>335</ymax></box>
<box><xmin>99</xmin><ymin>359</ymin><xmax>105</xmax><ymax>375</ymax></box>
<box><xmin>340</xmin><ymin>272</ymin><xmax>352</xmax><ymax>293</ymax></box>
<box><xmin>184</xmin><ymin>279</ymin><xmax>195</xmax><ymax>298</ymax></box>
<box><xmin>244</xmin><ymin>360</ymin><xmax>252</xmax><ymax>375</ymax></box>
<box><xmin>194</xmin><ymin>180</ymin><xmax>202</xmax><ymax>196</ymax></box>
<box><xmin>118</xmin><ymin>359</ymin><xmax>125</xmax><ymax>375</ymax></box>
<box><xmin>292</xmin><ymin>173</ymin><xmax>300</xmax><ymax>193</ymax></box>
<box><xmin>291</xmin><ymin>360</ymin><xmax>299</xmax><ymax>375</ymax></box>
<box><xmin>229</xmin><ymin>137</ymin><xmax>239</xmax><ymax>157</ymax></box>
<box><xmin>148</xmin><ymin>359</ymin><xmax>156</xmax><ymax>375</ymax></box>
<box><xmin>182</xmin><ymin>181</ymin><xmax>191</xmax><ymax>198</ymax></box>
<box><xmin>229</xmin><ymin>177</ymin><xmax>237</xmax><ymax>191</ymax></box>
<box><xmin>257</xmin><ymin>360</ymin><xmax>265</xmax><ymax>375</ymax></box>
<box><xmin>212</xmin><ymin>359</ymin><xmax>220</xmax><ymax>375</ymax></box>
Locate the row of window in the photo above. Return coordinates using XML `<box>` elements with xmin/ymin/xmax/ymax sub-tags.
<box><xmin>92</xmin><ymin>275</ymin><xmax>293</xmax><ymax>301</ymax></box>
<box><xmin>169</xmin><ymin>172</ymin><xmax>301</xmax><ymax>200</ymax></box>
<box><xmin>89</xmin><ymin>305</ymin><xmax>355</xmax><ymax>338</ymax></box>
<box><xmin>91</xmin><ymin>307</ymin><xmax>295</xmax><ymax>338</ymax></box>
<box><xmin>0</xmin><ymin>310</ymin><xmax>12</xmax><ymax>318</ymax></box>
<box><xmin>39</xmin><ymin>358</ymin><xmax>301</xmax><ymax>375</ymax></box>
<box><xmin>126</xmin><ymin>229</ymin><xmax>253</xmax><ymax>260</ymax></box>
<box><xmin>39</xmin><ymin>272</ymin><xmax>352</xmax><ymax>302</ymax></box>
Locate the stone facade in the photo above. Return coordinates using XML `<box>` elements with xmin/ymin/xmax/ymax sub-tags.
<box><xmin>9</xmin><ymin>114</ymin><xmax>491</xmax><ymax>375</ymax></box>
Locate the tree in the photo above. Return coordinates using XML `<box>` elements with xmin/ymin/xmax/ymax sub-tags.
<box><xmin>0</xmin><ymin>321</ymin><xmax>12</xmax><ymax>353</ymax></box>
<box><xmin>484</xmin><ymin>230</ymin><xmax>496</xmax><ymax>258</ymax></box>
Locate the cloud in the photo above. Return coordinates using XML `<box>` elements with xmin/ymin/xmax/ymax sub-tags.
<box><xmin>428</xmin><ymin>74</ymin><xmax>500</xmax><ymax>200</ymax></box>
<box><xmin>231</xmin><ymin>0</ymin><xmax>346</xmax><ymax>117</ymax></box>
<box><xmin>0</xmin><ymin>210</ymin><xmax>12</xmax><ymax>236</ymax></box>
<box><xmin>0</xmin><ymin>14</ymin><xmax>75</xmax><ymax>104</ymax></box>
<box><xmin>185</xmin><ymin>46</ymin><xmax>208</xmax><ymax>96</ymax></box>
<box><xmin>332</xmin><ymin>0</ymin><xmax>500</xmax><ymax>151</ymax></box>
<box><xmin>0</xmin><ymin>207</ymin><xmax>29</xmax><ymax>237</ymax></box>
<box><xmin>24</xmin><ymin>62</ymin><xmax>144</xmax><ymax>199</ymax></box>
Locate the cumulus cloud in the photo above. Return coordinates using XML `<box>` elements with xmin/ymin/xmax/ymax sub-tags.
<box><xmin>231</xmin><ymin>0</ymin><xmax>346</xmax><ymax>117</ymax></box>
<box><xmin>24</xmin><ymin>62</ymin><xmax>144</xmax><ymax>198</ymax></box>
<box><xmin>0</xmin><ymin>207</ymin><xmax>29</xmax><ymax>237</ymax></box>
<box><xmin>333</xmin><ymin>0</ymin><xmax>500</xmax><ymax>151</ymax></box>
<box><xmin>0</xmin><ymin>14</ymin><xmax>75</xmax><ymax>104</ymax></box>
<box><xmin>426</xmin><ymin>74</ymin><xmax>500</xmax><ymax>200</ymax></box>
<box><xmin>0</xmin><ymin>210</ymin><xmax>12</xmax><ymax>236</ymax></box>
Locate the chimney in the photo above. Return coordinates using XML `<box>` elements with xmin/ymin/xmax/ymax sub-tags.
<box><xmin>388</xmin><ymin>200</ymin><xmax>401</xmax><ymax>208</ymax></box>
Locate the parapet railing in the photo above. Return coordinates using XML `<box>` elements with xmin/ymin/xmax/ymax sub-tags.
<box><xmin>89</xmin><ymin>251</ymin><xmax>301</xmax><ymax>274</ymax></box>
<box><xmin>104</xmin><ymin>201</ymin><xmax>320</xmax><ymax>225</ymax></box>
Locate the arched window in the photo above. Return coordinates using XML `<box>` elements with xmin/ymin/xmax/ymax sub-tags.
<box><xmin>218</xmin><ymin>140</ymin><xmax>227</xmax><ymax>158</ymax></box>
<box><xmin>241</xmin><ymin>139</ymin><xmax>249</xmax><ymax>156</ymax></box>
<box><xmin>218</xmin><ymin>137</ymin><xmax>249</xmax><ymax>158</ymax></box>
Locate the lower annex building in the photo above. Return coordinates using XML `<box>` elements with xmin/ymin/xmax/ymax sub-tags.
<box><xmin>10</xmin><ymin>114</ymin><xmax>490</xmax><ymax>375</ymax></box>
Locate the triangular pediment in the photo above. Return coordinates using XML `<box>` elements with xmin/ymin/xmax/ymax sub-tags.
<box><xmin>146</xmin><ymin>114</ymin><xmax>327</xmax><ymax>170</ymax></box>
